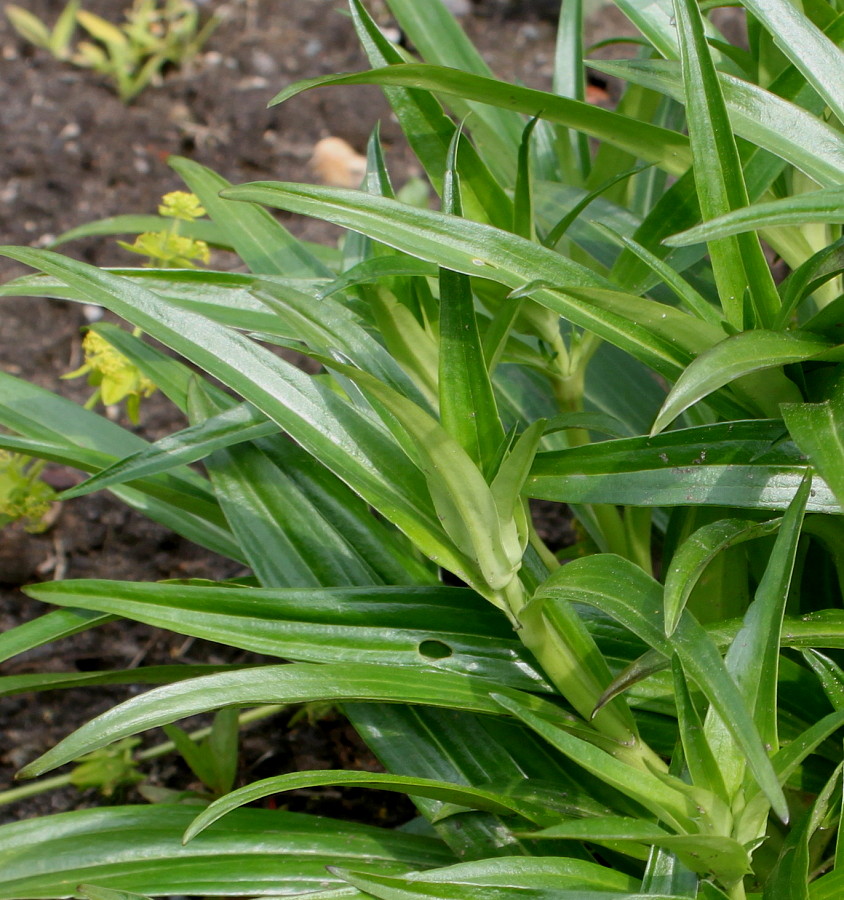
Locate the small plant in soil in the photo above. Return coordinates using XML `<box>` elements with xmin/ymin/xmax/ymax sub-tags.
<box><xmin>1</xmin><ymin>1</ymin><xmax>844</xmax><ymax>898</ymax></box>
<box><xmin>5</xmin><ymin>0</ymin><xmax>218</xmax><ymax>102</ymax></box>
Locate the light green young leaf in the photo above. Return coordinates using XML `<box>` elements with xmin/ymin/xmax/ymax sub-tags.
<box><xmin>663</xmin><ymin>517</ymin><xmax>782</xmax><ymax>635</ymax></box>
<box><xmin>439</xmin><ymin>126</ymin><xmax>504</xmax><ymax>469</ymax></box>
<box><xmin>323</xmin><ymin>359</ymin><xmax>518</xmax><ymax>596</ymax></box>
<box><xmin>651</xmin><ymin>330</ymin><xmax>834</xmax><ymax>435</ymax></box>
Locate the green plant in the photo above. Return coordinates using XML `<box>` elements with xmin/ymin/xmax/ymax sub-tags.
<box><xmin>4</xmin><ymin>0</ymin><xmax>80</xmax><ymax>61</ymax></box>
<box><xmin>5</xmin><ymin>0</ymin><xmax>218</xmax><ymax>102</ymax></box>
<box><xmin>0</xmin><ymin>0</ymin><xmax>843</xmax><ymax>897</ymax></box>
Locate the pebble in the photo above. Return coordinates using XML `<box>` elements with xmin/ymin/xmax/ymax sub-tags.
<box><xmin>442</xmin><ymin>0</ymin><xmax>472</xmax><ymax>15</ymax></box>
<box><xmin>310</xmin><ymin>137</ymin><xmax>367</xmax><ymax>188</ymax></box>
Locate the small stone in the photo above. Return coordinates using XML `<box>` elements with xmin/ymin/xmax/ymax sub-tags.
<box><xmin>59</xmin><ymin>121</ymin><xmax>81</xmax><ymax>140</ymax></box>
<box><xmin>310</xmin><ymin>137</ymin><xmax>367</xmax><ymax>188</ymax></box>
<box><xmin>442</xmin><ymin>0</ymin><xmax>471</xmax><ymax>15</ymax></box>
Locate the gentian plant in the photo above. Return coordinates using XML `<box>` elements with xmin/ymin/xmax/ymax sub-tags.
<box><xmin>0</xmin><ymin>1</ymin><xmax>843</xmax><ymax>898</ymax></box>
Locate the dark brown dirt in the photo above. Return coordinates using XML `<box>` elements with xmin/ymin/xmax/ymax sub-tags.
<box><xmin>0</xmin><ymin>0</ymin><xmax>574</xmax><ymax>826</ymax></box>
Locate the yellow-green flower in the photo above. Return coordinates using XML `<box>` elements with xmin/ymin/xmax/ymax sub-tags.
<box><xmin>118</xmin><ymin>231</ymin><xmax>210</xmax><ymax>267</ymax></box>
<box><xmin>158</xmin><ymin>190</ymin><xmax>206</xmax><ymax>222</ymax></box>
<box><xmin>0</xmin><ymin>451</ymin><xmax>56</xmax><ymax>533</ymax></box>
<box><xmin>64</xmin><ymin>329</ymin><xmax>156</xmax><ymax>423</ymax></box>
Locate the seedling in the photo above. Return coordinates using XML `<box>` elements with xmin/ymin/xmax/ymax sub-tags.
<box><xmin>4</xmin><ymin>0</ymin><xmax>80</xmax><ymax>60</ymax></box>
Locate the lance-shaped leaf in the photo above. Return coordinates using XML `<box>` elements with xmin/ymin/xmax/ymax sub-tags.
<box><xmin>783</xmin><ymin>383</ymin><xmax>844</xmax><ymax>511</ymax></box>
<box><xmin>322</xmin><ymin>359</ymin><xmax>520</xmax><ymax>597</ymax></box>
<box><xmin>61</xmin><ymin>400</ymin><xmax>278</xmax><ymax>499</ymax></box>
<box><xmin>332</xmin><ymin>865</ymin><xmax>682</xmax><ymax>900</ymax></box>
<box><xmin>651</xmin><ymin>330</ymin><xmax>835</xmax><ymax>435</ymax></box>
<box><xmin>184</xmin><ymin>770</ymin><xmax>555</xmax><ymax>843</ymax></box>
<box><xmin>348</xmin><ymin>0</ymin><xmax>511</xmax><ymax>228</ymax></box>
<box><xmin>705</xmin><ymin>473</ymin><xmax>811</xmax><ymax>795</ymax></box>
<box><xmin>0</xmin><ymin>246</ymin><xmax>477</xmax><ymax>582</ymax></box>
<box><xmin>666</xmin><ymin>188</ymin><xmax>844</xmax><ymax>244</ymax></box>
<box><xmin>270</xmin><ymin>64</ymin><xmax>692</xmax><ymax>176</ymax></box>
<box><xmin>18</xmin><ymin>663</ymin><xmax>517</xmax><ymax>778</ymax></box>
<box><xmin>672</xmin><ymin>0</ymin><xmax>779</xmax><ymax>328</ymax></box>
<box><xmin>519</xmin><ymin>816</ymin><xmax>751</xmax><ymax>885</ymax></box>
<box><xmin>663</xmin><ymin>516</ymin><xmax>782</xmax><ymax>635</ymax></box>
<box><xmin>23</xmin><ymin>580</ymin><xmax>548</xmax><ymax>692</ymax></box>
<box><xmin>0</xmin><ymin>608</ymin><xmax>112</xmax><ymax>666</ymax></box>
<box><xmin>528</xmin><ymin>420</ymin><xmax>839</xmax><ymax>514</ymax></box>
<box><xmin>0</xmin><ymin>805</ymin><xmax>453</xmax><ymax>900</ymax></box>
<box><xmin>220</xmin><ymin>181</ymin><xmax>735</xmax><ymax>383</ymax></box>
<box><xmin>439</xmin><ymin>127</ymin><xmax>504</xmax><ymax>468</ymax></box>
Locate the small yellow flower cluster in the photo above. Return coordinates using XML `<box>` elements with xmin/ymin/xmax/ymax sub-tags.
<box><xmin>119</xmin><ymin>190</ymin><xmax>209</xmax><ymax>267</ymax></box>
<box><xmin>120</xmin><ymin>231</ymin><xmax>210</xmax><ymax>267</ymax></box>
<box><xmin>64</xmin><ymin>329</ymin><xmax>156</xmax><ymax>423</ymax></box>
<box><xmin>158</xmin><ymin>190</ymin><xmax>206</xmax><ymax>221</ymax></box>
<box><xmin>0</xmin><ymin>451</ymin><xmax>56</xmax><ymax>533</ymax></box>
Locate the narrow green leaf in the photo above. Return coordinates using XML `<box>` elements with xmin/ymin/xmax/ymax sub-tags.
<box><xmin>801</xmin><ymin>650</ymin><xmax>844</xmax><ymax>711</ymax></box>
<box><xmin>651</xmin><ymin>330</ymin><xmax>832</xmax><ymax>435</ymax></box>
<box><xmin>347</xmin><ymin>0</ymin><xmax>512</xmax><ymax>228</ymax></box>
<box><xmin>719</xmin><ymin>473</ymin><xmax>811</xmax><ymax>753</ymax></box>
<box><xmin>666</xmin><ymin>188</ymin><xmax>844</xmax><ymax>244</ymax></box>
<box><xmin>0</xmin><ymin>666</ymin><xmax>239</xmax><ymax>700</ymax></box>
<box><xmin>0</xmin><ymin>609</ymin><xmax>112</xmax><ymax>666</ymax></box>
<box><xmin>221</xmin><ymin>181</ymin><xmax>733</xmax><ymax>382</ymax></box>
<box><xmin>269</xmin><ymin>64</ymin><xmax>693</xmax><ymax>176</ymax></box>
<box><xmin>439</xmin><ymin>127</ymin><xmax>504</xmax><ymax>468</ymax></box>
<box><xmin>538</xmin><ymin>555</ymin><xmax>788</xmax><ymax>821</ymax></box>
<box><xmin>18</xmin><ymin>663</ymin><xmax>516</xmax><ymax>778</ymax></box>
<box><xmin>552</xmin><ymin>0</ymin><xmax>590</xmax><ymax>181</ymax></box>
<box><xmin>529</xmin><ymin>420</ymin><xmax>839</xmax><ymax>514</ymax></box>
<box><xmin>673</xmin><ymin>0</ymin><xmax>780</xmax><ymax>327</ymax></box>
<box><xmin>783</xmin><ymin>382</ymin><xmax>844</xmax><ymax>510</ymax></box>
<box><xmin>671</xmin><ymin>657</ymin><xmax>729</xmax><ymax>803</ymax></box>
<box><xmin>62</xmin><ymin>402</ymin><xmax>278</xmax><ymax>499</ymax></box>
<box><xmin>664</xmin><ymin>517</ymin><xmax>782</xmax><ymax>635</ymax></box>
<box><xmin>184</xmin><ymin>770</ymin><xmax>551</xmax><ymax>843</ymax></box>
<box><xmin>334</xmin><ymin>866</ymin><xmax>684</xmax><ymax>900</ymax></box>
<box><xmin>23</xmin><ymin>579</ymin><xmax>546</xmax><ymax>691</ymax></box>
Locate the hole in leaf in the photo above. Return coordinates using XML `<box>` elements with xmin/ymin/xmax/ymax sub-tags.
<box><xmin>418</xmin><ymin>639</ymin><xmax>453</xmax><ymax>660</ymax></box>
